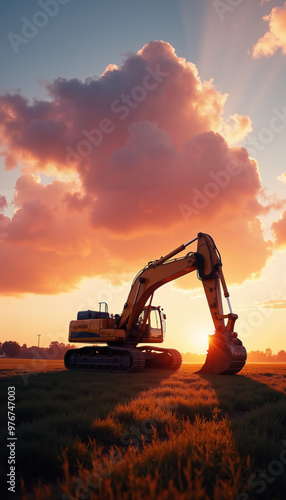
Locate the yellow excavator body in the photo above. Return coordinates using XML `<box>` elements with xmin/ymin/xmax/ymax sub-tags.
<box><xmin>69</xmin><ymin>317</ymin><xmax>126</xmax><ymax>343</ymax></box>
<box><xmin>64</xmin><ymin>232</ymin><xmax>247</xmax><ymax>374</ymax></box>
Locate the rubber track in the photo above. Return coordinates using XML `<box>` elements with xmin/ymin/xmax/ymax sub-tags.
<box><xmin>138</xmin><ymin>346</ymin><xmax>182</xmax><ymax>370</ymax></box>
<box><xmin>64</xmin><ymin>346</ymin><xmax>145</xmax><ymax>372</ymax></box>
<box><xmin>167</xmin><ymin>348</ymin><xmax>183</xmax><ymax>370</ymax></box>
<box><xmin>126</xmin><ymin>348</ymin><xmax>146</xmax><ymax>372</ymax></box>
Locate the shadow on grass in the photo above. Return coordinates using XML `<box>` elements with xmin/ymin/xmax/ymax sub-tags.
<box><xmin>198</xmin><ymin>372</ymin><xmax>286</xmax><ymax>499</ymax></box>
<box><xmin>0</xmin><ymin>367</ymin><xmax>175</xmax><ymax>494</ymax></box>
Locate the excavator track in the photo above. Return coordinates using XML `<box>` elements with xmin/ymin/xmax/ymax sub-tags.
<box><xmin>64</xmin><ymin>346</ymin><xmax>145</xmax><ymax>372</ymax></box>
<box><xmin>168</xmin><ymin>349</ymin><xmax>184</xmax><ymax>370</ymax></box>
<box><xmin>138</xmin><ymin>346</ymin><xmax>182</xmax><ymax>370</ymax></box>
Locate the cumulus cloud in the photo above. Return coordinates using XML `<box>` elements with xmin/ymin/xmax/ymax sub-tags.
<box><xmin>0</xmin><ymin>174</ymin><xmax>122</xmax><ymax>294</ymax></box>
<box><xmin>219</xmin><ymin>113</ymin><xmax>252</xmax><ymax>146</ymax></box>
<box><xmin>252</xmin><ymin>2</ymin><xmax>286</xmax><ymax>58</ymax></box>
<box><xmin>0</xmin><ymin>41</ymin><xmax>238</xmax><ymax>175</ymax></box>
<box><xmin>0</xmin><ymin>41</ymin><xmax>279</xmax><ymax>295</ymax></box>
<box><xmin>277</xmin><ymin>172</ymin><xmax>286</xmax><ymax>183</ymax></box>
<box><xmin>272</xmin><ymin>210</ymin><xmax>286</xmax><ymax>248</ymax></box>
<box><xmin>0</xmin><ymin>195</ymin><xmax>7</xmax><ymax>212</ymax></box>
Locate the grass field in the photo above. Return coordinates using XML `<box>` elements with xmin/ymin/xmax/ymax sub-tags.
<box><xmin>0</xmin><ymin>358</ymin><xmax>65</xmax><ymax>378</ymax></box>
<box><xmin>0</xmin><ymin>360</ymin><xmax>285</xmax><ymax>499</ymax></box>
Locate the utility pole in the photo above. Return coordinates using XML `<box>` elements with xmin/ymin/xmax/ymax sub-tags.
<box><xmin>37</xmin><ymin>334</ymin><xmax>41</xmax><ymax>359</ymax></box>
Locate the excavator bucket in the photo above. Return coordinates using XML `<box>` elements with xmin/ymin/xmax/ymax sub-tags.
<box><xmin>197</xmin><ymin>333</ymin><xmax>247</xmax><ymax>375</ymax></box>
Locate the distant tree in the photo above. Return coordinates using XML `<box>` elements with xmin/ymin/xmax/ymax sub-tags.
<box><xmin>43</xmin><ymin>341</ymin><xmax>72</xmax><ymax>359</ymax></box>
<box><xmin>0</xmin><ymin>342</ymin><xmax>2</xmax><ymax>355</ymax></box>
<box><xmin>277</xmin><ymin>350</ymin><xmax>286</xmax><ymax>362</ymax></box>
<box><xmin>47</xmin><ymin>341</ymin><xmax>63</xmax><ymax>359</ymax></box>
<box><xmin>247</xmin><ymin>350</ymin><xmax>267</xmax><ymax>362</ymax></box>
<box><xmin>265</xmin><ymin>348</ymin><xmax>273</xmax><ymax>358</ymax></box>
<box><xmin>2</xmin><ymin>341</ymin><xmax>21</xmax><ymax>358</ymax></box>
<box><xmin>25</xmin><ymin>346</ymin><xmax>40</xmax><ymax>359</ymax></box>
<box><xmin>245</xmin><ymin>349</ymin><xmax>286</xmax><ymax>362</ymax></box>
<box><xmin>19</xmin><ymin>343</ymin><xmax>28</xmax><ymax>358</ymax></box>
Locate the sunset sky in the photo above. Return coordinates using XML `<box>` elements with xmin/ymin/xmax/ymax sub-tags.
<box><xmin>0</xmin><ymin>0</ymin><xmax>286</xmax><ymax>355</ymax></box>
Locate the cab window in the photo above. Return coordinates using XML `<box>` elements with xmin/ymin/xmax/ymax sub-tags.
<box><xmin>149</xmin><ymin>309</ymin><xmax>162</xmax><ymax>338</ymax></box>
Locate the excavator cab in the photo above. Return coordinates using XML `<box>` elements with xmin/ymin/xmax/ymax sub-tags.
<box><xmin>138</xmin><ymin>306</ymin><xmax>165</xmax><ymax>343</ymax></box>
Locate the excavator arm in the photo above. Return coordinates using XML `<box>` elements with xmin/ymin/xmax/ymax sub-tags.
<box><xmin>119</xmin><ymin>232</ymin><xmax>247</xmax><ymax>374</ymax></box>
<box><xmin>120</xmin><ymin>233</ymin><xmax>232</xmax><ymax>333</ymax></box>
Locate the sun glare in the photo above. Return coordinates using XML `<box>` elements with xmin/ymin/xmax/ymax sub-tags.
<box><xmin>190</xmin><ymin>328</ymin><xmax>210</xmax><ymax>354</ymax></box>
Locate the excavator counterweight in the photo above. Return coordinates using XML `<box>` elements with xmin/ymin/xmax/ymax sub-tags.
<box><xmin>64</xmin><ymin>233</ymin><xmax>247</xmax><ymax>374</ymax></box>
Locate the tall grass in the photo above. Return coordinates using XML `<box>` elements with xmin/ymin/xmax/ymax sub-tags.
<box><xmin>1</xmin><ymin>362</ymin><xmax>285</xmax><ymax>499</ymax></box>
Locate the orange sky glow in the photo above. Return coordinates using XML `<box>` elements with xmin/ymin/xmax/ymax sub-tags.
<box><xmin>0</xmin><ymin>2</ymin><xmax>286</xmax><ymax>355</ymax></box>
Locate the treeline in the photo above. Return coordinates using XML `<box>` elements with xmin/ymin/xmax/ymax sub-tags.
<box><xmin>1</xmin><ymin>342</ymin><xmax>286</xmax><ymax>362</ymax></box>
<box><xmin>182</xmin><ymin>349</ymin><xmax>286</xmax><ymax>363</ymax></box>
<box><xmin>246</xmin><ymin>349</ymin><xmax>286</xmax><ymax>362</ymax></box>
<box><xmin>0</xmin><ymin>341</ymin><xmax>75</xmax><ymax>360</ymax></box>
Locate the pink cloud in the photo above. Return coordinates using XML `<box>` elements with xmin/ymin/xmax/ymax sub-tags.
<box><xmin>0</xmin><ymin>195</ymin><xmax>7</xmax><ymax>212</ymax></box>
<box><xmin>0</xmin><ymin>175</ymin><xmax>118</xmax><ymax>294</ymax></box>
<box><xmin>220</xmin><ymin>114</ymin><xmax>252</xmax><ymax>145</ymax></box>
<box><xmin>272</xmin><ymin>210</ymin><xmax>286</xmax><ymax>248</ymax></box>
<box><xmin>0</xmin><ymin>41</ymin><xmax>228</xmax><ymax>173</ymax></box>
<box><xmin>0</xmin><ymin>41</ymin><xmax>280</xmax><ymax>295</ymax></box>
<box><xmin>277</xmin><ymin>172</ymin><xmax>286</xmax><ymax>184</ymax></box>
<box><xmin>252</xmin><ymin>2</ymin><xmax>286</xmax><ymax>58</ymax></box>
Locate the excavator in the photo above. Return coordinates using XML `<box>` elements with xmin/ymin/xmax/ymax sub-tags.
<box><xmin>64</xmin><ymin>232</ymin><xmax>247</xmax><ymax>374</ymax></box>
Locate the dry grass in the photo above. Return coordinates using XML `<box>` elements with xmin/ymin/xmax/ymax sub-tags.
<box><xmin>1</xmin><ymin>362</ymin><xmax>285</xmax><ymax>499</ymax></box>
<box><xmin>0</xmin><ymin>358</ymin><xmax>65</xmax><ymax>377</ymax></box>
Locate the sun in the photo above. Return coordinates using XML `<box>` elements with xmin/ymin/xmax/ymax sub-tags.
<box><xmin>190</xmin><ymin>328</ymin><xmax>210</xmax><ymax>355</ymax></box>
